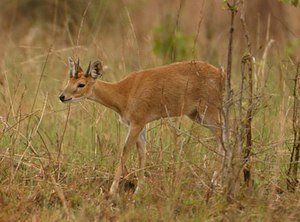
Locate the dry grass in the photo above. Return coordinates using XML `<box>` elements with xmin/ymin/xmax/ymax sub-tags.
<box><xmin>1</xmin><ymin>1</ymin><xmax>300</xmax><ymax>221</ymax></box>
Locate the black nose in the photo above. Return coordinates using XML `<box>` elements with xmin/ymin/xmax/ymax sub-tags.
<box><xmin>59</xmin><ymin>95</ymin><xmax>65</xmax><ymax>102</ymax></box>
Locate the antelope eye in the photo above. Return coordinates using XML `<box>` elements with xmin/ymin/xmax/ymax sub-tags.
<box><xmin>78</xmin><ymin>83</ymin><xmax>85</xmax><ymax>88</ymax></box>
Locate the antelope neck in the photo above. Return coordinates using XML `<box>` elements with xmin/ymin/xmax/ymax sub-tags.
<box><xmin>88</xmin><ymin>80</ymin><xmax>125</xmax><ymax>115</ymax></box>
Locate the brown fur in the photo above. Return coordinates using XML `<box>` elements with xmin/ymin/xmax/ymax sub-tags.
<box><xmin>60</xmin><ymin>60</ymin><xmax>224</xmax><ymax>197</ymax></box>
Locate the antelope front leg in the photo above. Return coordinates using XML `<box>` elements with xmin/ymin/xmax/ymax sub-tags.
<box><xmin>109</xmin><ymin>124</ymin><xmax>143</xmax><ymax>198</ymax></box>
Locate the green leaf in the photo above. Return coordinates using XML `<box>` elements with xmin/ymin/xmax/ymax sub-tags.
<box><xmin>280</xmin><ymin>0</ymin><xmax>299</xmax><ymax>6</ymax></box>
<box><xmin>292</xmin><ymin>0</ymin><xmax>299</xmax><ymax>6</ymax></box>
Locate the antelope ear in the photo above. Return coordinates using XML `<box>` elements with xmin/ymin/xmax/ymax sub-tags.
<box><xmin>91</xmin><ymin>60</ymin><xmax>103</xmax><ymax>79</ymax></box>
<box><xmin>68</xmin><ymin>57</ymin><xmax>76</xmax><ymax>78</ymax></box>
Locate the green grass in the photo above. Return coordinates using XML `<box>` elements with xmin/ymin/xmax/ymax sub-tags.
<box><xmin>1</xmin><ymin>54</ymin><xmax>299</xmax><ymax>221</ymax></box>
<box><xmin>1</xmin><ymin>1</ymin><xmax>300</xmax><ymax>221</ymax></box>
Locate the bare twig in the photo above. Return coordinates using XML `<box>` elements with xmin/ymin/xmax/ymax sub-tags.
<box><xmin>0</xmin><ymin>110</ymin><xmax>39</xmax><ymax>141</ymax></box>
<box><xmin>26</xmin><ymin>45</ymin><xmax>52</xmax><ymax>137</ymax></box>
<box><xmin>49</xmin><ymin>173</ymin><xmax>71</xmax><ymax>219</ymax></box>
<box><xmin>192</xmin><ymin>0</ymin><xmax>206</xmax><ymax>59</ymax></box>
<box><xmin>57</xmin><ymin>104</ymin><xmax>71</xmax><ymax>180</ymax></box>
<box><xmin>222</xmin><ymin>0</ymin><xmax>238</xmax><ymax>202</ymax></box>
<box><xmin>287</xmin><ymin>62</ymin><xmax>300</xmax><ymax>192</ymax></box>
<box><xmin>240</xmin><ymin>0</ymin><xmax>254</xmax><ymax>187</ymax></box>
<box><xmin>171</xmin><ymin>0</ymin><xmax>185</xmax><ymax>62</ymax></box>
<box><xmin>20</xmin><ymin>46</ymin><xmax>87</xmax><ymax>65</ymax></box>
<box><xmin>76</xmin><ymin>1</ymin><xmax>91</xmax><ymax>48</ymax></box>
<box><xmin>122</xmin><ymin>1</ymin><xmax>141</xmax><ymax>69</ymax></box>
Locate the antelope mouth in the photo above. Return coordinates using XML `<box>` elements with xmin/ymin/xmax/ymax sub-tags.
<box><xmin>62</xmin><ymin>98</ymin><xmax>72</xmax><ymax>102</ymax></box>
<box><xmin>59</xmin><ymin>94</ymin><xmax>73</xmax><ymax>103</ymax></box>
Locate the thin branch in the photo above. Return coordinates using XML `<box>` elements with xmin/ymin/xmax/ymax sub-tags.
<box><xmin>26</xmin><ymin>45</ymin><xmax>52</xmax><ymax>137</ymax></box>
<box><xmin>122</xmin><ymin>1</ymin><xmax>141</xmax><ymax>68</ymax></box>
<box><xmin>76</xmin><ymin>1</ymin><xmax>91</xmax><ymax>48</ymax></box>
<box><xmin>287</xmin><ymin>62</ymin><xmax>300</xmax><ymax>192</ymax></box>
<box><xmin>223</xmin><ymin>0</ymin><xmax>238</xmax><ymax>202</ymax></box>
<box><xmin>240</xmin><ymin>0</ymin><xmax>254</xmax><ymax>187</ymax></box>
<box><xmin>57</xmin><ymin>104</ymin><xmax>71</xmax><ymax>180</ymax></box>
<box><xmin>192</xmin><ymin>0</ymin><xmax>206</xmax><ymax>59</ymax></box>
<box><xmin>171</xmin><ymin>0</ymin><xmax>185</xmax><ymax>62</ymax></box>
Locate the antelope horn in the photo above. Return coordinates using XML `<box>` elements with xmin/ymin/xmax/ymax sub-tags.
<box><xmin>85</xmin><ymin>61</ymin><xmax>91</xmax><ymax>77</ymax></box>
<box><xmin>74</xmin><ymin>58</ymin><xmax>80</xmax><ymax>79</ymax></box>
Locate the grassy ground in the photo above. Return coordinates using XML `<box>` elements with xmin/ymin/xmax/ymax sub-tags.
<box><xmin>1</xmin><ymin>1</ymin><xmax>300</xmax><ymax>221</ymax></box>
<box><xmin>1</xmin><ymin>48</ymin><xmax>300</xmax><ymax>222</ymax></box>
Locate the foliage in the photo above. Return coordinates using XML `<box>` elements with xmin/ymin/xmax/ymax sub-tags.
<box><xmin>280</xmin><ymin>0</ymin><xmax>299</xmax><ymax>6</ymax></box>
<box><xmin>223</xmin><ymin>0</ymin><xmax>239</xmax><ymax>12</ymax></box>
<box><xmin>285</xmin><ymin>38</ymin><xmax>300</xmax><ymax>58</ymax></box>
<box><xmin>0</xmin><ymin>0</ymin><xmax>300</xmax><ymax>221</ymax></box>
<box><xmin>152</xmin><ymin>16</ymin><xmax>192</xmax><ymax>62</ymax></box>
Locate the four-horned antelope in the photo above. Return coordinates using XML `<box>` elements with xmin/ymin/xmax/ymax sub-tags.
<box><xmin>59</xmin><ymin>57</ymin><xmax>224</xmax><ymax>198</ymax></box>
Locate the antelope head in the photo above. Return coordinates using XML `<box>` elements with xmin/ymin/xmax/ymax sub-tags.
<box><xmin>59</xmin><ymin>57</ymin><xmax>103</xmax><ymax>103</ymax></box>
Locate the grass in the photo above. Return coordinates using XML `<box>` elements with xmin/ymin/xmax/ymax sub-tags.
<box><xmin>1</xmin><ymin>54</ymin><xmax>299</xmax><ymax>221</ymax></box>
<box><xmin>1</xmin><ymin>1</ymin><xmax>300</xmax><ymax>221</ymax></box>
